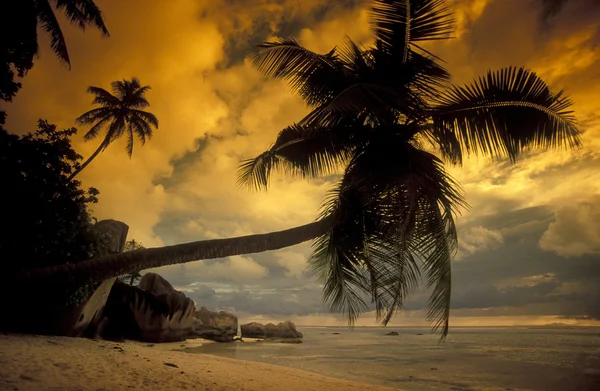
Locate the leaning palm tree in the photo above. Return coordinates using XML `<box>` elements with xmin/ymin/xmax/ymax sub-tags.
<box><xmin>68</xmin><ymin>78</ymin><xmax>159</xmax><ymax>180</ymax></box>
<box><xmin>235</xmin><ymin>1</ymin><xmax>580</xmax><ymax>337</ymax></box>
<box><xmin>13</xmin><ymin>0</ymin><xmax>580</xmax><ymax>339</ymax></box>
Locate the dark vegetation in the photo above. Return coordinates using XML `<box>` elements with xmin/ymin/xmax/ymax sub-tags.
<box><xmin>0</xmin><ymin>120</ymin><xmax>111</xmax><ymax>273</ymax></box>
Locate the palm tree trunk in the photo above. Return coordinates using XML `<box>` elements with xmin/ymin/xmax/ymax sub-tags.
<box><xmin>68</xmin><ymin>138</ymin><xmax>109</xmax><ymax>181</ymax></box>
<box><xmin>12</xmin><ymin>217</ymin><xmax>333</xmax><ymax>285</ymax></box>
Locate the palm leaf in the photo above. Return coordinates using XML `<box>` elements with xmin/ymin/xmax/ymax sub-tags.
<box><xmin>253</xmin><ymin>38</ymin><xmax>348</xmax><ymax>107</ymax></box>
<box><xmin>107</xmin><ymin>116</ymin><xmax>126</xmax><ymax>143</ymax></box>
<box><xmin>128</xmin><ymin>114</ymin><xmax>154</xmax><ymax>142</ymax></box>
<box><xmin>111</xmin><ymin>79</ymin><xmax>130</xmax><ymax>99</ymax></box>
<box><xmin>35</xmin><ymin>0</ymin><xmax>70</xmax><ymax>66</ymax></box>
<box><xmin>87</xmin><ymin>86</ymin><xmax>119</xmax><ymax>106</ymax></box>
<box><xmin>431</xmin><ymin>67</ymin><xmax>581</xmax><ymax>162</ymax></box>
<box><xmin>55</xmin><ymin>0</ymin><xmax>109</xmax><ymax>36</ymax></box>
<box><xmin>237</xmin><ymin>121</ymin><xmax>361</xmax><ymax>191</ymax></box>
<box><xmin>308</xmin><ymin>183</ymin><xmax>371</xmax><ymax>324</ymax></box>
<box><xmin>126</xmin><ymin>127</ymin><xmax>134</xmax><ymax>157</ymax></box>
<box><xmin>371</xmin><ymin>0</ymin><xmax>455</xmax><ymax>62</ymax></box>
<box><xmin>237</xmin><ymin>150</ymin><xmax>280</xmax><ymax>191</ymax></box>
<box><xmin>132</xmin><ymin>110</ymin><xmax>158</xmax><ymax>128</ymax></box>
<box><xmin>76</xmin><ymin>107</ymin><xmax>111</xmax><ymax>125</ymax></box>
<box><xmin>82</xmin><ymin>114</ymin><xmax>112</xmax><ymax>140</ymax></box>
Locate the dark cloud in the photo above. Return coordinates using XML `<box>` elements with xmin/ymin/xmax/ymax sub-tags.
<box><xmin>540</xmin><ymin>0</ymin><xmax>570</xmax><ymax>21</ymax></box>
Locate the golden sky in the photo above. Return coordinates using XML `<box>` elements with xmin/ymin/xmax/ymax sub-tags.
<box><xmin>2</xmin><ymin>0</ymin><xmax>600</xmax><ymax>327</ymax></box>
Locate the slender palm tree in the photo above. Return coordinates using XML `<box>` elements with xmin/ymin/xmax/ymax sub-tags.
<box><xmin>14</xmin><ymin>0</ymin><xmax>580</xmax><ymax>338</ymax></box>
<box><xmin>68</xmin><ymin>78</ymin><xmax>159</xmax><ymax>180</ymax></box>
<box><xmin>0</xmin><ymin>0</ymin><xmax>109</xmax><ymax>100</ymax></box>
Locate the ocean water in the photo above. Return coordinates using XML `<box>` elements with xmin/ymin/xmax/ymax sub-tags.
<box><xmin>185</xmin><ymin>326</ymin><xmax>600</xmax><ymax>391</ymax></box>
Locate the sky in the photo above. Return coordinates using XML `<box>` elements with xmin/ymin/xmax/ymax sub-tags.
<box><xmin>2</xmin><ymin>0</ymin><xmax>600</xmax><ymax>328</ymax></box>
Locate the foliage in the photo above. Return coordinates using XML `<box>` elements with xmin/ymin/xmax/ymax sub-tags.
<box><xmin>0</xmin><ymin>0</ymin><xmax>109</xmax><ymax>102</ymax></box>
<box><xmin>69</xmin><ymin>78</ymin><xmax>159</xmax><ymax>180</ymax></box>
<box><xmin>0</xmin><ymin>120</ymin><xmax>111</xmax><ymax>273</ymax></box>
<box><xmin>239</xmin><ymin>0</ymin><xmax>581</xmax><ymax>338</ymax></box>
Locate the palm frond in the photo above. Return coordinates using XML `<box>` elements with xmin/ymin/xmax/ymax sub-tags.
<box><xmin>308</xmin><ymin>183</ymin><xmax>371</xmax><ymax>324</ymax></box>
<box><xmin>107</xmin><ymin>116</ymin><xmax>126</xmax><ymax>143</ymax></box>
<box><xmin>126</xmin><ymin>128</ymin><xmax>134</xmax><ymax>157</ymax></box>
<box><xmin>128</xmin><ymin>114</ymin><xmax>154</xmax><ymax>142</ymax></box>
<box><xmin>82</xmin><ymin>114</ymin><xmax>111</xmax><ymax>140</ymax></box>
<box><xmin>128</xmin><ymin>87</ymin><xmax>151</xmax><ymax>109</ymax></box>
<box><xmin>35</xmin><ymin>0</ymin><xmax>70</xmax><ymax>66</ymax></box>
<box><xmin>406</xmin><ymin>50</ymin><xmax>450</xmax><ymax>99</ymax></box>
<box><xmin>237</xmin><ymin>150</ymin><xmax>280</xmax><ymax>191</ymax></box>
<box><xmin>111</xmin><ymin>79</ymin><xmax>137</xmax><ymax>99</ymax></box>
<box><xmin>76</xmin><ymin>107</ymin><xmax>111</xmax><ymax>125</ymax></box>
<box><xmin>87</xmin><ymin>86</ymin><xmax>119</xmax><ymax>106</ymax></box>
<box><xmin>431</xmin><ymin>67</ymin><xmax>581</xmax><ymax>162</ymax></box>
<box><xmin>131</xmin><ymin>109</ymin><xmax>158</xmax><ymax>128</ymax></box>
<box><xmin>253</xmin><ymin>38</ymin><xmax>347</xmax><ymax>107</ymax></box>
<box><xmin>272</xmin><ymin>122</ymin><xmax>359</xmax><ymax>177</ymax></box>
<box><xmin>422</xmin><ymin>205</ymin><xmax>454</xmax><ymax>339</ymax></box>
<box><xmin>301</xmin><ymin>82</ymin><xmax>407</xmax><ymax>127</ymax></box>
<box><xmin>132</xmin><ymin>85</ymin><xmax>151</xmax><ymax>99</ymax></box>
<box><xmin>55</xmin><ymin>0</ymin><xmax>109</xmax><ymax>36</ymax></box>
<box><xmin>371</xmin><ymin>0</ymin><xmax>455</xmax><ymax>61</ymax></box>
<box><xmin>237</xmin><ymin>121</ymin><xmax>361</xmax><ymax>191</ymax></box>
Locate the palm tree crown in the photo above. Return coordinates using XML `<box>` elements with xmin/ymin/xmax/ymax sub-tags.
<box><xmin>238</xmin><ymin>0</ymin><xmax>581</xmax><ymax>338</ymax></box>
<box><xmin>69</xmin><ymin>78</ymin><xmax>159</xmax><ymax>180</ymax></box>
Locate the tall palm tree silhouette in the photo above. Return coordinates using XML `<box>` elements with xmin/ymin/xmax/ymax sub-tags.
<box><xmin>69</xmin><ymin>78</ymin><xmax>159</xmax><ymax>180</ymax></box>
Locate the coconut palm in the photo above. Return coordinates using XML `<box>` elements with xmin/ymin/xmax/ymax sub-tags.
<box><xmin>13</xmin><ymin>0</ymin><xmax>580</xmax><ymax>339</ymax></box>
<box><xmin>234</xmin><ymin>0</ymin><xmax>580</xmax><ymax>337</ymax></box>
<box><xmin>0</xmin><ymin>0</ymin><xmax>109</xmax><ymax>101</ymax></box>
<box><xmin>68</xmin><ymin>78</ymin><xmax>159</xmax><ymax>180</ymax></box>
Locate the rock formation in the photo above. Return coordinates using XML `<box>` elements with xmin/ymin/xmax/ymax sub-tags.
<box><xmin>188</xmin><ymin>307</ymin><xmax>238</xmax><ymax>342</ymax></box>
<box><xmin>97</xmin><ymin>273</ymin><xmax>196</xmax><ymax>342</ymax></box>
<box><xmin>94</xmin><ymin>219</ymin><xmax>129</xmax><ymax>253</ymax></box>
<box><xmin>240</xmin><ymin>321</ymin><xmax>302</xmax><ymax>342</ymax></box>
<box><xmin>240</xmin><ymin>322</ymin><xmax>265</xmax><ymax>338</ymax></box>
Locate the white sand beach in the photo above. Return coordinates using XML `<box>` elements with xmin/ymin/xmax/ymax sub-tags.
<box><xmin>0</xmin><ymin>333</ymin><xmax>402</xmax><ymax>391</ymax></box>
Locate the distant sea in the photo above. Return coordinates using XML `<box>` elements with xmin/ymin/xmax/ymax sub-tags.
<box><xmin>186</xmin><ymin>326</ymin><xmax>600</xmax><ymax>391</ymax></box>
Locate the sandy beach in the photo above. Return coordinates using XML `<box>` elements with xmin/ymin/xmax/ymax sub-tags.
<box><xmin>0</xmin><ymin>333</ymin><xmax>401</xmax><ymax>391</ymax></box>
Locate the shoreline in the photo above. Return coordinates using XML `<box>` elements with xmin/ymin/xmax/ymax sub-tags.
<box><xmin>0</xmin><ymin>333</ymin><xmax>402</xmax><ymax>391</ymax></box>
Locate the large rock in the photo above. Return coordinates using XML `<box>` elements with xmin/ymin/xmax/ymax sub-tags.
<box><xmin>98</xmin><ymin>274</ymin><xmax>196</xmax><ymax>342</ymax></box>
<box><xmin>139</xmin><ymin>273</ymin><xmax>185</xmax><ymax>301</ymax></box>
<box><xmin>240</xmin><ymin>322</ymin><xmax>266</xmax><ymax>338</ymax></box>
<box><xmin>94</xmin><ymin>219</ymin><xmax>129</xmax><ymax>254</ymax></box>
<box><xmin>240</xmin><ymin>321</ymin><xmax>302</xmax><ymax>341</ymax></box>
<box><xmin>265</xmin><ymin>321</ymin><xmax>303</xmax><ymax>339</ymax></box>
<box><xmin>189</xmin><ymin>307</ymin><xmax>238</xmax><ymax>342</ymax></box>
